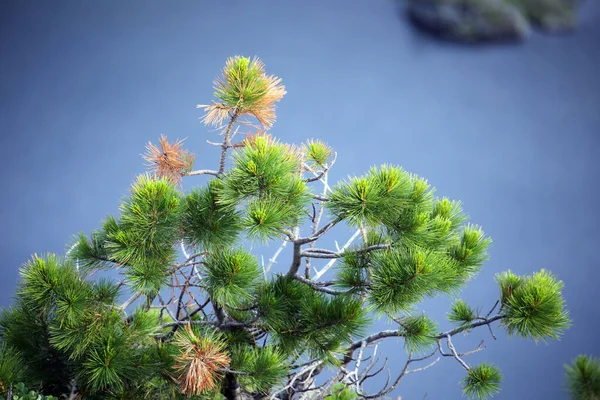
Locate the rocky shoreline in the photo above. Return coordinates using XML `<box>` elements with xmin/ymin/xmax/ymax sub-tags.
<box><xmin>406</xmin><ymin>0</ymin><xmax>580</xmax><ymax>42</ymax></box>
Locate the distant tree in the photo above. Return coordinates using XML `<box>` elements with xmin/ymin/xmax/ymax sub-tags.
<box><xmin>0</xmin><ymin>56</ymin><xmax>571</xmax><ymax>400</ymax></box>
<box><xmin>565</xmin><ymin>355</ymin><xmax>600</xmax><ymax>400</ymax></box>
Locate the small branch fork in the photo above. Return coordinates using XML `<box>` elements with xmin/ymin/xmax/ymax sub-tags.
<box><xmin>301</xmin><ymin>243</ymin><xmax>390</xmax><ymax>259</ymax></box>
<box><xmin>300</xmin><ymin>307</ymin><xmax>504</xmax><ymax>399</ymax></box>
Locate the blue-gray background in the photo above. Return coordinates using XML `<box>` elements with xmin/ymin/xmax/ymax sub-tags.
<box><xmin>1</xmin><ymin>1</ymin><xmax>599</xmax><ymax>399</ymax></box>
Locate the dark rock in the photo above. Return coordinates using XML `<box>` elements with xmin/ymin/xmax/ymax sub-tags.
<box><xmin>506</xmin><ymin>0</ymin><xmax>577</xmax><ymax>32</ymax></box>
<box><xmin>407</xmin><ymin>0</ymin><xmax>532</xmax><ymax>42</ymax></box>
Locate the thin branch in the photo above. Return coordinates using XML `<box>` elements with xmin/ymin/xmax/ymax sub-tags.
<box><xmin>186</xmin><ymin>169</ymin><xmax>219</xmax><ymax>176</ymax></box>
<box><xmin>304</xmin><ymin>152</ymin><xmax>337</xmax><ymax>183</ymax></box>
<box><xmin>486</xmin><ymin>300</ymin><xmax>500</xmax><ymax>318</ymax></box>
<box><xmin>359</xmin><ymin>342</ymin><xmax>381</xmax><ymax>380</ymax></box>
<box><xmin>270</xmin><ymin>361</ymin><xmax>323</xmax><ymax>400</ymax></box>
<box><xmin>445</xmin><ymin>334</ymin><xmax>470</xmax><ymax>371</ymax></box>
<box><xmin>349</xmin><ymin>314</ymin><xmax>503</xmax><ymax>357</ymax></box>
<box><xmin>406</xmin><ymin>357</ymin><xmax>441</xmax><ymax>374</ymax></box>
<box><xmin>305</xmin><ymin>181</ymin><xmax>328</xmax><ymax>278</ymax></box>
<box><xmin>313</xmin><ymin>229</ymin><xmax>361</xmax><ymax>280</ymax></box>
<box><xmin>360</xmin><ymin>351</ymin><xmax>412</xmax><ymax>399</ymax></box>
<box><xmin>157</xmin><ymin>293</ymin><xmax>178</xmax><ymax>322</ymax></box>
<box><xmin>160</xmin><ymin>320</ymin><xmax>218</xmax><ymax>329</ymax></box>
<box><xmin>120</xmin><ymin>291</ymin><xmax>142</xmax><ymax>311</ymax></box>
<box><xmin>303</xmin><ymin>248</ymin><xmax>338</xmax><ymax>255</ymax></box>
<box><xmin>312</xmin><ymin>195</ymin><xmax>330</xmax><ymax>202</ymax></box>
<box><xmin>352</xmin><ymin>341</ymin><xmax>367</xmax><ymax>393</ymax></box>
<box><xmin>294</xmin><ymin>275</ymin><xmax>346</xmax><ymax>295</ymax></box>
<box><xmin>220</xmin><ymin>367</ymin><xmax>249</xmax><ymax>375</ymax></box>
<box><xmin>289</xmin><ymin>359</ymin><xmax>320</xmax><ymax>370</ymax></box>
<box><xmin>295</xmin><ymin>217</ymin><xmax>342</xmax><ymax>245</ymax></box>
<box><xmin>302</xmin><ymin>243</ymin><xmax>389</xmax><ymax>259</ymax></box>
<box><xmin>434</xmin><ymin>314</ymin><xmax>504</xmax><ymax>338</ymax></box>
<box><xmin>175</xmin><ymin>251</ymin><xmax>205</xmax><ymax>269</ymax></box>
<box><xmin>458</xmin><ymin>340</ymin><xmax>486</xmax><ymax>357</ymax></box>
<box><xmin>218</xmin><ymin>111</ymin><xmax>239</xmax><ymax>176</ymax></box>
<box><xmin>359</xmin><ymin>348</ymin><xmax>438</xmax><ymax>399</ymax></box>
<box><xmin>360</xmin><ymin>358</ymin><xmax>388</xmax><ymax>383</ymax></box>
<box><xmin>349</xmin><ymin>330</ymin><xmax>404</xmax><ymax>351</ymax></box>
<box><xmin>265</xmin><ymin>239</ymin><xmax>289</xmax><ymax>278</ymax></box>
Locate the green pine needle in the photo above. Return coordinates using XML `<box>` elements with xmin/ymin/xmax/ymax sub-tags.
<box><xmin>369</xmin><ymin>247</ymin><xmax>456</xmax><ymax>314</ymax></box>
<box><xmin>496</xmin><ymin>270</ymin><xmax>523</xmax><ymax>306</ymax></box>
<box><xmin>204</xmin><ymin>248</ymin><xmax>261</xmax><ymax>308</ymax></box>
<box><xmin>80</xmin><ymin>337</ymin><xmax>131</xmax><ymax>394</ymax></box>
<box><xmin>500</xmin><ymin>269</ymin><xmax>571</xmax><ymax>342</ymax></box>
<box><xmin>448</xmin><ymin>299</ymin><xmax>476</xmax><ymax>326</ymax></box>
<box><xmin>91</xmin><ymin>278</ymin><xmax>121</xmax><ymax>305</ymax></box>
<box><xmin>0</xmin><ymin>343</ymin><xmax>27</xmax><ymax>390</ymax></box>
<box><xmin>215</xmin><ymin>56</ymin><xmax>276</xmax><ymax>110</ymax></box>
<box><xmin>256</xmin><ymin>276</ymin><xmax>312</xmax><ymax>334</ymax></box>
<box><xmin>335</xmin><ymin>250</ymin><xmax>372</xmax><ymax>295</ymax></box>
<box><xmin>221</xmin><ymin>135</ymin><xmax>308</xmax><ymax>203</ymax></box>
<box><xmin>126</xmin><ymin>261</ymin><xmax>170</xmax><ymax>297</ymax></box>
<box><xmin>564</xmin><ymin>355</ymin><xmax>600</xmax><ymax>400</ymax></box>
<box><xmin>447</xmin><ymin>225</ymin><xmax>491</xmax><ymax>282</ymax></box>
<box><xmin>462</xmin><ymin>363</ymin><xmax>502</xmax><ymax>399</ymax></box>
<box><xmin>244</xmin><ymin>197</ymin><xmax>290</xmax><ymax>241</ymax></box>
<box><xmin>398</xmin><ymin>314</ymin><xmax>438</xmax><ymax>353</ymax></box>
<box><xmin>106</xmin><ymin>174</ymin><xmax>182</xmax><ymax>270</ymax></box>
<box><xmin>304</xmin><ymin>139</ymin><xmax>333</xmax><ymax>167</ymax></box>
<box><xmin>230</xmin><ymin>345</ymin><xmax>288</xmax><ymax>393</ymax></box>
<box><xmin>327</xmin><ymin>176</ymin><xmax>387</xmax><ymax>227</ymax></box>
<box><xmin>181</xmin><ymin>179</ymin><xmax>242</xmax><ymax>250</ymax></box>
<box><xmin>18</xmin><ymin>254</ymin><xmax>62</xmax><ymax>313</ymax></box>
<box><xmin>127</xmin><ymin>308</ymin><xmax>161</xmax><ymax>339</ymax></box>
<box><xmin>325</xmin><ymin>383</ymin><xmax>358</xmax><ymax>400</ymax></box>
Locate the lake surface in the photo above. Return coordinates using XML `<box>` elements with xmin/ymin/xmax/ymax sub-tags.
<box><xmin>1</xmin><ymin>1</ymin><xmax>599</xmax><ymax>398</ymax></box>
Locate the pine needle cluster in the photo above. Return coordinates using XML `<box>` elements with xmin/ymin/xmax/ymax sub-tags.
<box><xmin>143</xmin><ymin>135</ymin><xmax>195</xmax><ymax>188</ymax></box>
<box><xmin>200</xmin><ymin>56</ymin><xmax>286</xmax><ymax>129</ymax></box>
<box><xmin>564</xmin><ymin>355</ymin><xmax>600</xmax><ymax>400</ymax></box>
<box><xmin>172</xmin><ymin>326</ymin><xmax>230</xmax><ymax>397</ymax></box>
<box><xmin>497</xmin><ymin>269</ymin><xmax>571</xmax><ymax>342</ymax></box>
<box><xmin>461</xmin><ymin>363</ymin><xmax>503</xmax><ymax>399</ymax></box>
<box><xmin>219</xmin><ymin>135</ymin><xmax>310</xmax><ymax>242</ymax></box>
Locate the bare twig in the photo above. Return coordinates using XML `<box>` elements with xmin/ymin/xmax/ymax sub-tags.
<box><xmin>406</xmin><ymin>357</ymin><xmax>441</xmax><ymax>374</ymax></box>
<box><xmin>486</xmin><ymin>300</ymin><xmax>500</xmax><ymax>318</ymax></box>
<box><xmin>296</xmin><ymin>217</ymin><xmax>343</xmax><ymax>245</ymax></box>
<box><xmin>265</xmin><ymin>239</ymin><xmax>289</xmax><ymax>278</ymax></box>
<box><xmin>270</xmin><ymin>361</ymin><xmax>323</xmax><ymax>400</ymax></box>
<box><xmin>186</xmin><ymin>169</ymin><xmax>219</xmax><ymax>176</ymax></box>
<box><xmin>434</xmin><ymin>314</ymin><xmax>504</xmax><ymax>338</ymax></box>
<box><xmin>445</xmin><ymin>334</ymin><xmax>470</xmax><ymax>371</ymax></box>
<box><xmin>302</xmin><ymin>243</ymin><xmax>389</xmax><ymax>259</ymax></box>
<box><xmin>314</xmin><ymin>229</ymin><xmax>362</xmax><ymax>280</ymax></box>
<box><xmin>120</xmin><ymin>291</ymin><xmax>142</xmax><ymax>311</ymax></box>
<box><xmin>294</xmin><ymin>275</ymin><xmax>346</xmax><ymax>295</ymax></box>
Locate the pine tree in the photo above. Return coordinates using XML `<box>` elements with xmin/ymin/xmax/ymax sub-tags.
<box><xmin>0</xmin><ymin>56</ymin><xmax>571</xmax><ymax>400</ymax></box>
